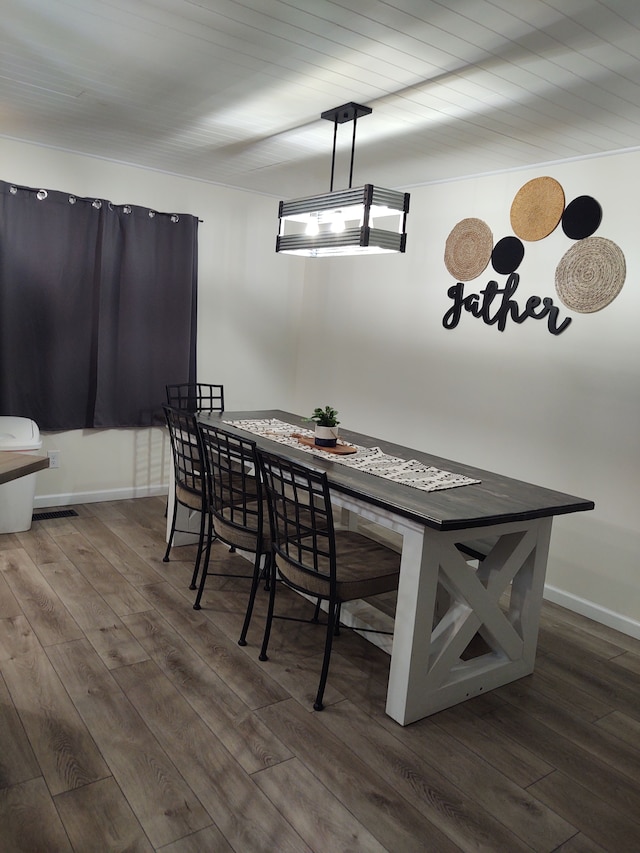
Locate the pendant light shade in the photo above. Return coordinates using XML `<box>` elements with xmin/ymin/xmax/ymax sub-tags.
<box><xmin>276</xmin><ymin>103</ymin><xmax>410</xmax><ymax>257</ymax></box>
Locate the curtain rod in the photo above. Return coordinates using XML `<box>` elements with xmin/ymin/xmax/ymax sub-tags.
<box><xmin>4</xmin><ymin>181</ymin><xmax>203</xmax><ymax>222</ymax></box>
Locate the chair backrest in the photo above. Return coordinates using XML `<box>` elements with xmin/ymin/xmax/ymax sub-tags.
<box><xmin>165</xmin><ymin>383</ymin><xmax>224</xmax><ymax>413</ymax></box>
<box><xmin>257</xmin><ymin>448</ymin><xmax>335</xmax><ymax>593</ymax></box>
<box><xmin>198</xmin><ymin>422</ymin><xmax>264</xmax><ymax>549</ymax></box>
<box><xmin>163</xmin><ymin>405</ymin><xmax>205</xmax><ymax>500</ymax></box>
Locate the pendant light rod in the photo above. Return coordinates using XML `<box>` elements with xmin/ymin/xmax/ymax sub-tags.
<box><xmin>329</xmin><ymin>119</ymin><xmax>338</xmax><ymax>192</ymax></box>
<box><xmin>349</xmin><ymin>112</ymin><xmax>357</xmax><ymax>188</ymax></box>
<box><xmin>321</xmin><ymin>102</ymin><xmax>372</xmax><ymax>192</ymax></box>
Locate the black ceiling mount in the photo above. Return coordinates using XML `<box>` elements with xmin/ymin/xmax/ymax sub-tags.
<box><xmin>320</xmin><ymin>102</ymin><xmax>372</xmax><ymax>123</ymax></box>
<box><xmin>320</xmin><ymin>102</ymin><xmax>372</xmax><ymax>191</ymax></box>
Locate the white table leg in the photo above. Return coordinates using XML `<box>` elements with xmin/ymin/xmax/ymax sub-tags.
<box><xmin>386</xmin><ymin>517</ymin><xmax>553</xmax><ymax>725</ymax></box>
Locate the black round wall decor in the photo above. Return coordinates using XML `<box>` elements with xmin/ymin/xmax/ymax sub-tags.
<box><xmin>491</xmin><ymin>236</ymin><xmax>525</xmax><ymax>274</ymax></box>
<box><xmin>561</xmin><ymin>195</ymin><xmax>602</xmax><ymax>240</ymax></box>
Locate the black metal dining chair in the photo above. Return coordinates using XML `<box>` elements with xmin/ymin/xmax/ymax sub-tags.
<box><xmin>162</xmin><ymin>405</ymin><xmax>211</xmax><ymax>591</ymax></box>
<box><xmin>165</xmin><ymin>382</ymin><xmax>224</xmax><ymax>413</ymax></box>
<box><xmin>194</xmin><ymin>423</ymin><xmax>270</xmax><ymax>647</ymax></box>
<box><xmin>162</xmin><ymin>383</ymin><xmax>224</xmax><ymax>519</ymax></box>
<box><xmin>257</xmin><ymin>448</ymin><xmax>402</xmax><ymax>712</ymax></box>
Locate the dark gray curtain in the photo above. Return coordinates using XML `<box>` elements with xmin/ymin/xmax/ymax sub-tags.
<box><xmin>0</xmin><ymin>180</ymin><xmax>197</xmax><ymax>429</ymax></box>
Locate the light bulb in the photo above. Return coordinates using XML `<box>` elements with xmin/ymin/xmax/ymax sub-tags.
<box><xmin>305</xmin><ymin>214</ymin><xmax>319</xmax><ymax>236</ymax></box>
<box><xmin>330</xmin><ymin>211</ymin><xmax>345</xmax><ymax>233</ymax></box>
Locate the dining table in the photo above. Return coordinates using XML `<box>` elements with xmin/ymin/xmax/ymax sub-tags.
<box><xmin>189</xmin><ymin>409</ymin><xmax>594</xmax><ymax>726</ymax></box>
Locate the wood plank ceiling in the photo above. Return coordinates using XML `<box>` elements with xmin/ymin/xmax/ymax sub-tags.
<box><xmin>2</xmin><ymin>0</ymin><xmax>640</xmax><ymax>198</ymax></box>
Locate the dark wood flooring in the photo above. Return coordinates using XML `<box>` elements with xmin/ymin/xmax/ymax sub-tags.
<box><xmin>1</xmin><ymin>496</ymin><xmax>639</xmax><ymax>852</ymax></box>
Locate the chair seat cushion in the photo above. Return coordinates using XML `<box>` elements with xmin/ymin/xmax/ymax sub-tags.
<box><xmin>277</xmin><ymin>530</ymin><xmax>400</xmax><ymax>601</ymax></box>
<box><xmin>213</xmin><ymin>500</ymin><xmax>271</xmax><ymax>554</ymax></box>
<box><xmin>176</xmin><ymin>482</ymin><xmax>205</xmax><ymax>510</ymax></box>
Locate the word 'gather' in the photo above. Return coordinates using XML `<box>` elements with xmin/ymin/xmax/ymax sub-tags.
<box><xmin>443</xmin><ymin>273</ymin><xmax>571</xmax><ymax>335</ymax></box>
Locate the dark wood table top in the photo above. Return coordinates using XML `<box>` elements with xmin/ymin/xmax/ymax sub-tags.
<box><xmin>200</xmin><ymin>410</ymin><xmax>595</xmax><ymax>532</ymax></box>
<box><xmin>0</xmin><ymin>451</ymin><xmax>49</xmax><ymax>485</ymax></box>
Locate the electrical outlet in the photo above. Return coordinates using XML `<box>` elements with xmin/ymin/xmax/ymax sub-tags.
<box><xmin>47</xmin><ymin>450</ymin><xmax>60</xmax><ymax>469</ymax></box>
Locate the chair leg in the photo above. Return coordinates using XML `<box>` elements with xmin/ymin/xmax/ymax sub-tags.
<box><xmin>259</xmin><ymin>559</ymin><xmax>278</xmax><ymax>662</ymax></box>
<box><xmin>189</xmin><ymin>508</ymin><xmax>210</xmax><ymax>591</ymax></box>
<box><xmin>312</xmin><ymin>597</ymin><xmax>322</xmax><ymax>623</ymax></box>
<box><xmin>163</xmin><ymin>498</ymin><xmax>178</xmax><ymax>562</ymax></box>
<box><xmin>238</xmin><ymin>551</ymin><xmax>267</xmax><ymax>646</ymax></box>
<box><xmin>334</xmin><ymin>601</ymin><xmax>342</xmax><ymax>636</ymax></box>
<box><xmin>314</xmin><ymin>600</ymin><xmax>337</xmax><ymax>712</ymax></box>
<box><xmin>260</xmin><ymin>560</ymin><xmax>271</xmax><ymax>591</ymax></box>
<box><xmin>189</xmin><ymin>513</ymin><xmax>216</xmax><ymax>610</ymax></box>
<box><xmin>191</xmin><ymin>513</ymin><xmax>213</xmax><ymax>606</ymax></box>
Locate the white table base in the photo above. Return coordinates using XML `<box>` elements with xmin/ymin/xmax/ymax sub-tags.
<box><xmin>332</xmin><ymin>492</ymin><xmax>552</xmax><ymax>725</ymax></box>
<box><xmin>167</xmin><ymin>464</ymin><xmax>554</xmax><ymax>726</ymax></box>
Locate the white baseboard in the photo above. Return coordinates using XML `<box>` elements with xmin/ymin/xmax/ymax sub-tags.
<box><xmin>34</xmin><ymin>485</ymin><xmax>168</xmax><ymax>508</ymax></box>
<box><xmin>544</xmin><ymin>583</ymin><xmax>640</xmax><ymax>641</ymax></box>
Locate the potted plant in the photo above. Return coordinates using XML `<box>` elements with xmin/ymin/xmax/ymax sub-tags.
<box><xmin>306</xmin><ymin>405</ymin><xmax>340</xmax><ymax>447</ymax></box>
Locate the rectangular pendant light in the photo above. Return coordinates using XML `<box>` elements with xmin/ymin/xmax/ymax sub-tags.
<box><xmin>276</xmin><ymin>103</ymin><xmax>410</xmax><ymax>257</ymax></box>
<box><xmin>277</xmin><ymin>184</ymin><xmax>410</xmax><ymax>257</ymax></box>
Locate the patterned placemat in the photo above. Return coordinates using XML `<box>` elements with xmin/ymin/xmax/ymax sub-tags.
<box><xmin>225</xmin><ymin>419</ymin><xmax>480</xmax><ymax>493</ymax></box>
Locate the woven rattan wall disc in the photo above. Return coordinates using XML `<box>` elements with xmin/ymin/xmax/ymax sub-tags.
<box><xmin>444</xmin><ymin>218</ymin><xmax>493</xmax><ymax>281</ymax></box>
<box><xmin>510</xmin><ymin>177</ymin><xmax>565</xmax><ymax>241</ymax></box>
<box><xmin>555</xmin><ymin>236</ymin><xmax>626</xmax><ymax>313</ymax></box>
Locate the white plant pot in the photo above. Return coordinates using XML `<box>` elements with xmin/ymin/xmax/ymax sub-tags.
<box><xmin>314</xmin><ymin>424</ymin><xmax>339</xmax><ymax>447</ymax></box>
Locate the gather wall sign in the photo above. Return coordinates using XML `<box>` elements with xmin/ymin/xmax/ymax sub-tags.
<box><xmin>442</xmin><ymin>176</ymin><xmax>626</xmax><ymax>336</ymax></box>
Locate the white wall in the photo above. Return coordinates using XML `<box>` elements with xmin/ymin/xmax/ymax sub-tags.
<box><xmin>0</xmin><ymin>137</ymin><xmax>303</xmax><ymax>504</ymax></box>
<box><xmin>293</xmin><ymin>150</ymin><xmax>640</xmax><ymax>637</ymax></box>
